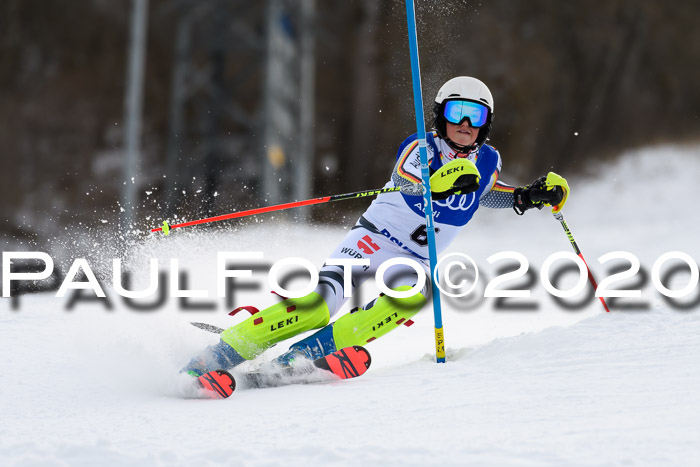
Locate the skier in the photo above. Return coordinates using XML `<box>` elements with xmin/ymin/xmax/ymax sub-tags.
<box><xmin>184</xmin><ymin>76</ymin><xmax>569</xmax><ymax>376</ymax></box>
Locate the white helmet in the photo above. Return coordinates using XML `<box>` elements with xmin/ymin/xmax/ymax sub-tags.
<box><xmin>433</xmin><ymin>76</ymin><xmax>494</xmax><ymax>151</ymax></box>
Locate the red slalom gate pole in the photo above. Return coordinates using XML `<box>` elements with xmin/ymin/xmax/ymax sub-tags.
<box><xmin>553</xmin><ymin>211</ymin><xmax>611</xmax><ymax>312</ymax></box>
<box><xmin>151</xmin><ymin>186</ymin><xmax>401</xmax><ymax>235</ymax></box>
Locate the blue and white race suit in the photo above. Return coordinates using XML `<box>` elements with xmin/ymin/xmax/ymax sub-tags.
<box><xmin>318</xmin><ymin>131</ymin><xmax>516</xmax><ymax>316</ymax></box>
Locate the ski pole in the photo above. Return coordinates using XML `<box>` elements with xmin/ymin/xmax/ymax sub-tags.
<box><xmin>151</xmin><ymin>186</ymin><xmax>401</xmax><ymax>234</ymax></box>
<box><xmin>405</xmin><ymin>0</ymin><xmax>446</xmax><ymax>363</ymax></box>
<box><xmin>553</xmin><ymin>211</ymin><xmax>611</xmax><ymax>312</ymax></box>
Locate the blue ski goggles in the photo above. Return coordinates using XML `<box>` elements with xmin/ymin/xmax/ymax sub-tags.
<box><xmin>442</xmin><ymin>100</ymin><xmax>490</xmax><ymax>128</ymax></box>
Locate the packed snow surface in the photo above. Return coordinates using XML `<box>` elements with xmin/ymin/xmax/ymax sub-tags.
<box><xmin>2</xmin><ymin>145</ymin><xmax>699</xmax><ymax>466</ymax></box>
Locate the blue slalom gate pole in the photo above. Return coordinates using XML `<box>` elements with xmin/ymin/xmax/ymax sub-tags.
<box><xmin>405</xmin><ymin>0</ymin><xmax>445</xmax><ymax>363</ymax></box>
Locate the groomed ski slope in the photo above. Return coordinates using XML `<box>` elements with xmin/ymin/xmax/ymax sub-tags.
<box><xmin>1</xmin><ymin>145</ymin><xmax>699</xmax><ymax>466</ymax></box>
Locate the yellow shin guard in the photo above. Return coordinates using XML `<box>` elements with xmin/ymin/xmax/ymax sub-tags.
<box><xmin>332</xmin><ymin>286</ymin><xmax>427</xmax><ymax>348</ymax></box>
<box><xmin>220</xmin><ymin>292</ymin><xmax>330</xmax><ymax>360</ymax></box>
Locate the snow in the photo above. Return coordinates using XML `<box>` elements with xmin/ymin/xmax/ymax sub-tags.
<box><xmin>2</xmin><ymin>144</ymin><xmax>700</xmax><ymax>466</ymax></box>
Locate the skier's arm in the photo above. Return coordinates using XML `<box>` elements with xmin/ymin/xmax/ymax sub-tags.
<box><xmin>479</xmin><ymin>146</ymin><xmax>568</xmax><ymax>213</ymax></box>
<box><xmin>479</xmin><ymin>151</ymin><xmax>516</xmax><ymax>209</ymax></box>
<box><xmin>391</xmin><ymin>142</ymin><xmax>426</xmax><ymax>196</ymax></box>
<box><xmin>479</xmin><ymin>172</ymin><xmax>517</xmax><ymax>209</ymax></box>
<box><xmin>480</xmin><ymin>171</ymin><xmax>570</xmax><ymax>214</ymax></box>
<box><xmin>393</xmin><ymin>149</ymin><xmax>481</xmax><ymax>199</ymax></box>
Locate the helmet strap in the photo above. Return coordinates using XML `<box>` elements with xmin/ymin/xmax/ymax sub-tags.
<box><xmin>445</xmin><ymin>138</ymin><xmax>478</xmax><ymax>154</ymax></box>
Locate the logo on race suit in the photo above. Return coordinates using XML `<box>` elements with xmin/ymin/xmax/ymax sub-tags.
<box><xmin>433</xmin><ymin>192</ymin><xmax>476</xmax><ymax>211</ymax></box>
<box><xmin>379</xmin><ymin>228</ymin><xmax>426</xmax><ymax>259</ymax></box>
<box><xmin>340</xmin><ymin>247</ymin><xmax>364</xmax><ymax>259</ymax></box>
<box><xmin>357</xmin><ymin>235</ymin><xmax>381</xmax><ymax>255</ymax></box>
<box><xmin>339</xmin><ymin>237</ymin><xmax>376</xmax><ymax>272</ymax></box>
<box><xmin>412</xmin><ymin>192</ymin><xmax>476</xmax><ymax>221</ymax></box>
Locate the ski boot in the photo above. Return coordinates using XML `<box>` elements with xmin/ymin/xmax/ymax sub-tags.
<box><xmin>183</xmin><ymin>291</ymin><xmax>330</xmax><ymax>376</ymax></box>
<box><xmin>274</xmin><ymin>285</ymin><xmax>427</xmax><ymax>366</ymax></box>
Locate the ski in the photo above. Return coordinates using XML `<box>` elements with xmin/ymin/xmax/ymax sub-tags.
<box><xmin>197</xmin><ymin>345</ymin><xmax>371</xmax><ymax>399</ymax></box>
<box><xmin>197</xmin><ymin>369</ymin><xmax>236</xmax><ymax>399</ymax></box>
<box><xmin>242</xmin><ymin>345</ymin><xmax>372</xmax><ymax>389</ymax></box>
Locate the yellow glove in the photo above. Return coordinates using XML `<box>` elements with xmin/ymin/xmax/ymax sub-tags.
<box><xmin>429</xmin><ymin>158</ymin><xmax>480</xmax><ymax>200</ymax></box>
<box><xmin>544</xmin><ymin>172</ymin><xmax>569</xmax><ymax>213</ymax></box>
<box><xmin>513</xmin><ymin>172</ymin><xmax>569</xmax><ymax>215</ymax></box>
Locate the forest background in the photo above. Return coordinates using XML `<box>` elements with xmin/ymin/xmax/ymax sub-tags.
<box><xmin>2</xmin><ymin>0</ymin><xmax>698</xmax><ymax>250</ymax></box>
